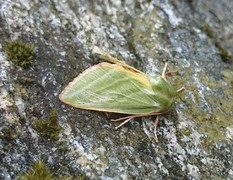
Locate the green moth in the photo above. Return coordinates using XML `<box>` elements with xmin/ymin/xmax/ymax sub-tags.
<box><xmin>59</xmin><ymin>46</ymin><xmax>184</xmax><ymax>142</ymax></box>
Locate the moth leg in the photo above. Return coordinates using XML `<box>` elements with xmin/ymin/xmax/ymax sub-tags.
<box><xmin>153</xmin><ymin>116</ymin><xmax>160</xmax><ymax>142</ymax></box>
<box><xmin>114</xmin><ymin>117</ymin><xmax>134</xmax><ymax>129</ymax></box>
<box><xmin>112</xmin><ymin>113</ymin><xmax>163</xmax><ymax>132</ymax></box>
<box><xmin>111</xmin><ymin>115</ymin><xmax>136</xmax><ymax>129</ymax></box>
<box><xmin>177</xmin><ymin>87</ymin><xmax>185</xmax><ymax>93</ymax></box>
<box><xmin>111</xmin><ymin>115</ymin><xmax>136</xmax><ymax>122</ymax></box>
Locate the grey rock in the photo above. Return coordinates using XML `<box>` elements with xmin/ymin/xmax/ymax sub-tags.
<box><xmin>0</xmin><ymin>0</ymin><xmax>232</xmax><ymax>179</ymax></box>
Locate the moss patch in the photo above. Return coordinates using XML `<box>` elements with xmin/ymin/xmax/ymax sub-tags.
<box><xmin>32</xmin><ymin>108</ymin><xmax>62</xmax><ymax>141</ymax></box>
<box><xmin>200</xmin><ymin>23</ymin><xmax>215</xmax><ymax>39</ymax></box>
<box><xmin>1</xmin><ymin>125</ymin><xmax>18</xmax><ymax>141</ymax></box>
<box><xmin>19</xmin><ymin>160</ymin><xmax>53</xmax><ymax>180</ymax></box>
<box><xmin>215</xmin><ymin>42</ymin><xmax>233</xmax><ymax>63</ymax></box>
<box><xmin>18</xmin><ymin>159</ymin><xmax>85</xmax><ymax>180</ymax></box>
<box><xmin>4</xmin><ymin>40</ymin><xmax>35</xmax><ymax>69</ymax></box>
<box><xmin>200</xmin><ymin>23</ymin><xmax>233</xmax><ymax>63</ymax></box>
<box><xmin>183</xmin><ymin>70</ymin><xmax>233</xmax><ymax>148</ymax></box>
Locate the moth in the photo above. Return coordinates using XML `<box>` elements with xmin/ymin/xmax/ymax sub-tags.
<box><xmin>59</xmin><ymin>46</ymin><xmax>184</xmax><ymax>142</ymax></box>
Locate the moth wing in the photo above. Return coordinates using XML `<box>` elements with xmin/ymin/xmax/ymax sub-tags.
<box><xmin>59</xmin><ymin>62</ymin><xmax>161</xmax><ymax>115</ymax></box>
<box><xmin>92</xmin><ymin>46</ymin><xmax>143</xmax><ymax>74</ymax></box>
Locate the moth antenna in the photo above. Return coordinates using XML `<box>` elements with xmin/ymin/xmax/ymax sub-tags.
<box><xmin>92</xmin><ymin>46</ymin><xmax>104</xmax><ymax>56</ymax></box>
<box><xmin>162</xmin><ymin>63</ymin><xmax>168</xmax><ymax>79</ymax></box>
<box><xmin>92</xmin><ymin>46</ymin><xmax>118</xmax><ymax>63</ymax></box>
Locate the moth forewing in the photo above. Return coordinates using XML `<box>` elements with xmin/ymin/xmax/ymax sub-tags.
<box><xmin>60</xmin><ymin>62</ymin><xmax>160</xmax><ymax>114</ymax></box>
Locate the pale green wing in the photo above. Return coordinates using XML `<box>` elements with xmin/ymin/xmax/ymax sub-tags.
<box><xmin>59</xmin><ymin>62</ymin><xmax>163</xmax><ymax>115</ymax></box>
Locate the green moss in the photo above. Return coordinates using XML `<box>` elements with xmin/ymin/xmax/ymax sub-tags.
<box><xmin>19</xmin><ymin>160</ymin><xmax>54</xmax><ymax>180</ymax></box>
<box><xmin>59</xmin><ymin>175</ymin><xmax>86</xmax><ymax>180</ymax></box>
<box><xmin>18</xmin><ymin>160</ymin><xmax>84</xmax><ymax>180</ymax></box>
<box><xmin>4</xmin><ymin>40</ymin><xmax>35</xmax><ymax>69</ymax></box>
<box><xmin>2</xmin><ymin>126</ymin><xmax>18</xmax><ymax>141</ymax></box>
<box><xmin>32</xmin><ymin>108</ymin><xmax>62</xmax><ymax>141</ymax></box>
<box><xmin>14</xmin><ymin>83</ymin><xmax>28</xmax><ymax>101</ymax></box>
<box><xmin>200</xmin><ymin>23</ymin><xmax>233</xmax><ymax>63</ymax></box>
<box><xmin>215</xmin><ymin>42</ymin><xmax>233</xmax><ymax>63</ymax></box>
<box><xmin>200</xmin><ymin>23</ymin><xmax>215</xmax><ymax>39</ymax></box>
<box><xmin>19</xmin><ymin>77</ymin><xmax>35</xmax><ymax>84</ymax></box>
<box><xmin>182</xmin><ymin>69</ymin><xmax>233</xmax><ymax>148</ymax></box>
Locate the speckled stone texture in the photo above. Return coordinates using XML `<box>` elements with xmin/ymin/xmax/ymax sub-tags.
<box><xmin>0</xmin><ymin>0</ymin><xmax>232</xmax><ymax>179</ymax></box>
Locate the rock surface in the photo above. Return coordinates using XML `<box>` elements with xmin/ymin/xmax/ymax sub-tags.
<box><xmin>0</xmin><ymin>0</ymin><xmax>232</xmax><ymax>179</ymax></box>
